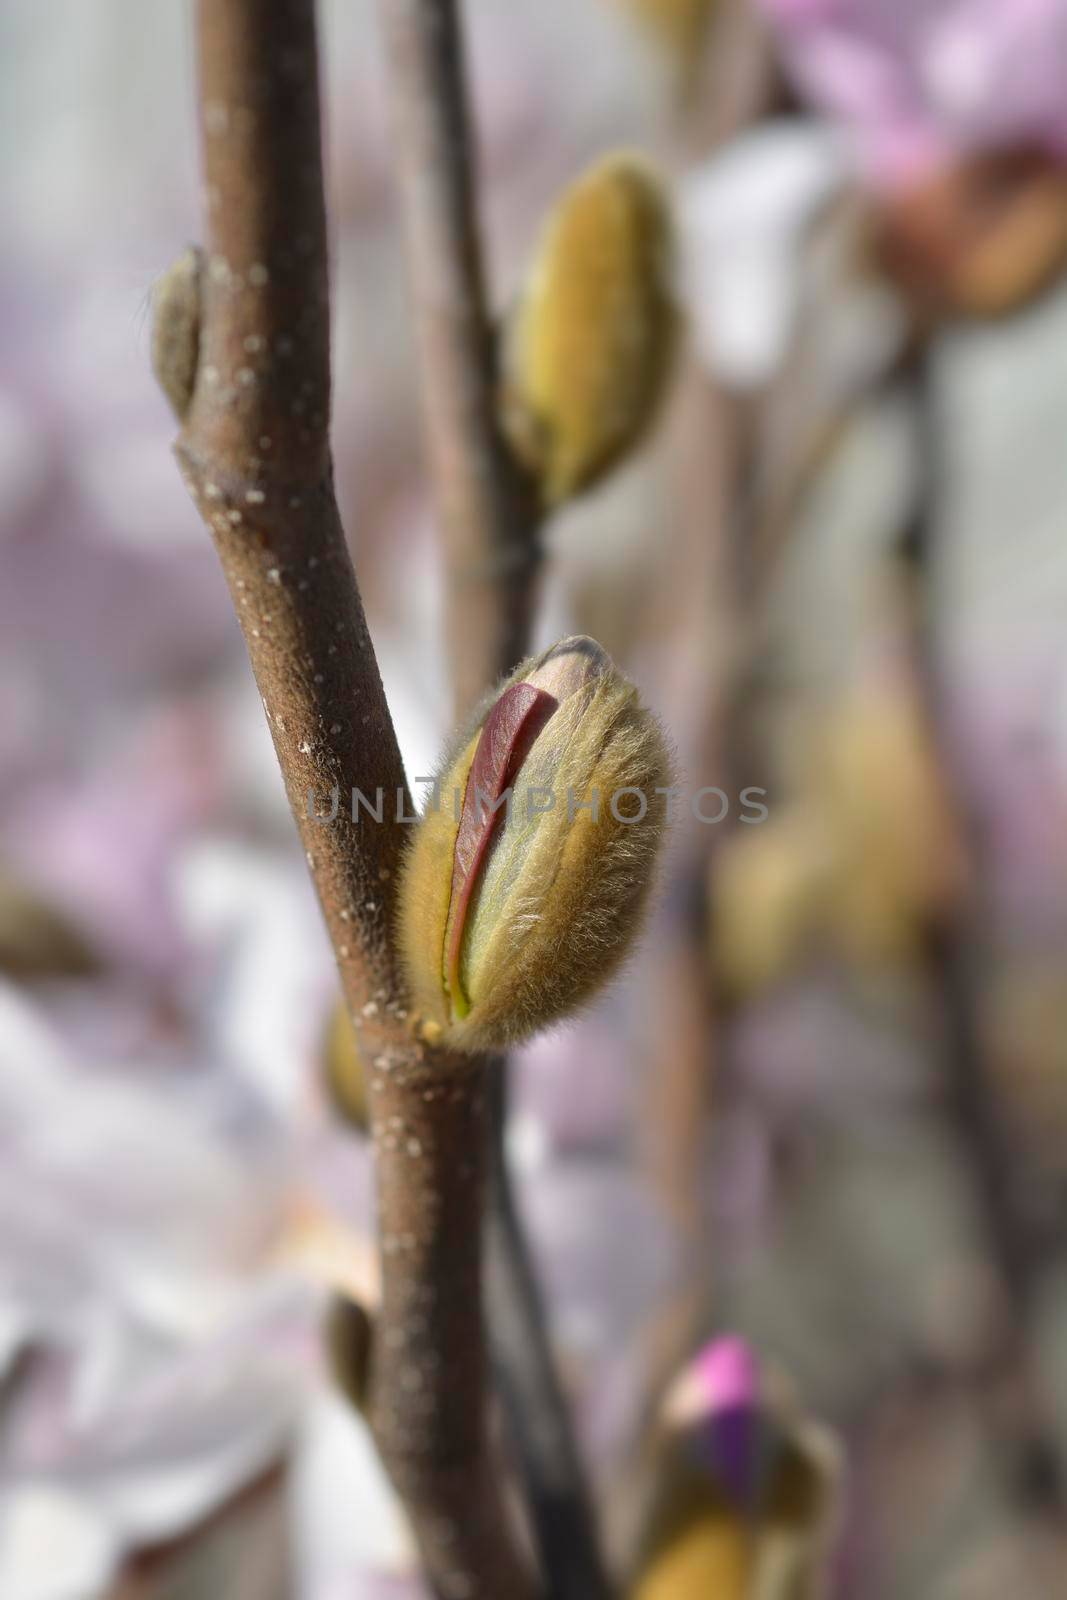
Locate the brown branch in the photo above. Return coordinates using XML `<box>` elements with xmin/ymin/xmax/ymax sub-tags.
<box><xmin>377</xmin><ymin>6</ymin><xmax>611</xmax><ymax>1597</ymax></box>
<box><xmin>484</xmin><ymin>1062</ymin><xmax>614</xmax><ymax>1600</ymax></box>
<box><xmin>899</xmin><ymin>344</ymin><xmax>1065</xmax><ymax>1513</ymax></box>
<box><xmin>170</xmin><ymin>3</ymin><xmax>536</xmax><ymax>1594</ymax></box>
<box><xmin>378</xmin><ymin>0</ymin><xmax>542</xmax><ymax>720</ymax></box>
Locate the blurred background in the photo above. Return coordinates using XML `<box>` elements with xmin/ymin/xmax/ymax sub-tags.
<box><xmin>4</xmin><ymin>0</ymin><xmax>1067</xmax><ymax>1594</ymax></box>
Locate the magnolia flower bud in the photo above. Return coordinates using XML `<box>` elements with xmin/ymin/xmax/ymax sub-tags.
<box><xmin>636</xmin><ymin>1337</ymin><xmax>842</xmax><ymax>1600</ymax></box>
<box><xmin>501</xmin><ymin>156</ymin><xmax>677</xmax><ymax>507</ymax></box>
<box><xmin>151</xmin><ymin>246</ymin><xmax>202</xmax><ymax>420</ymax></box>
<box><xmin>399</xmin><ymin>637</ymin><xmax>671</xmax><ymax>1052</ymax></box>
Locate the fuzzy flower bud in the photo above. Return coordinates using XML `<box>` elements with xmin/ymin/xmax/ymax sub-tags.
<box><xmin>399</xmin><ymin>636</ymin><xmax>671</xmax><ymax>1052</ymax></box>
<box><xmin>501</xmin><ymin>156</ymin><xmax>678</xmax><ymax>507</ymax></box>
<box><xmin>636</xmin><ymin>1336</ymin><xmax>842</xmax><ymax>1600</ymax></box>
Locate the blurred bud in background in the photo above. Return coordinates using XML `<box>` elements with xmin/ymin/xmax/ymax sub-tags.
<box><xmin>875</xmin><ymin>148</ymin><xmax>1067</xmax><ymax>321</ymax></box>
<box><xmin>713</xmin><ymin>671</ymin><xmax>969</xmax><ymax>996</ymax></box>
<box><xmin>613</xmin><ymin>0</ymin><xmax>721</xmax><ymax>99</ymax></box>
<box><xmin>809</xmin><ymin>679</ymin><xmax>969</xmax><ymax>967</ymax></box>
<box><xmin>633</xmin><ymin>1335</ymin><xmax>842</xmax><ymax>1600</ymax></box>
<box><xmin>0</xmin><ymin>863</ymin><xmax>101</xmax><ymax>982</ymax></box>
<box><xmin>756</xmin><ymin>0</ymin><xmax>1067</xmax><ymax>318</ymax></box>
<box><xmin>712</xmin><ymin>809</ymin><xmax>833</xmax><ymax>998</ymax></box>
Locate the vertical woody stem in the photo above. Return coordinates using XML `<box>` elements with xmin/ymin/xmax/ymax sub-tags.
<box><xmin>378</xmin><ymin>0</ymin><xmax>542</xmax><ymax>718</ymax></box>
<box><xmin>171</xmin><ymin>2</ymin><xmax>536</xmax><ymax>1594</ymax></box>
<box><xmin>900</xmin><ymin>344</ymin><xmax>1064</xmax><ymax>1510</ymax></box>
<box><xmin>485</xmin><ymin>1062</ymin><xmax>614</xmax><ymax>1600</ymax></box>
<box><xmin>378</xmin><ymin>5</ymin><xmax>611</xmax><ymax>1597</ymax></box>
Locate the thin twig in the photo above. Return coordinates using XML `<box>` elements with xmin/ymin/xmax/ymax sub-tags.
<box><xmin>377</xmin><ymin>5</ymin><xmax>612</xmax><ymax>1595</ymax></box>
<box><xmin>485</xmin><ymin>1063</ymin><xmax>614</xmax><ymax>1600</ymax></box>
<box><xmin>899</xmin><ymin>343</ymin><xmax>1065</xmax><ymax>1513</ymax></box>
<box><xmin>172</xmin><ymin>3</ymin><xmax>535</xmax><ymax>1594</ymax></box>
<box><xmin>378</xmin><ymin>0</ymin><xmax>542</xmax><ymax>720</ymax></box>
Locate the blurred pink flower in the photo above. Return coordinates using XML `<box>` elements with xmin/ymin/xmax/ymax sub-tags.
<box><xmin>758</xmin><ymin>0</ymin><xmax>1067</xmax><ymax>190</ymax></box>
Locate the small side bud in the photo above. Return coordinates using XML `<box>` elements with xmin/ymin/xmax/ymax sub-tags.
<box><xmin>322</xmin><ymin>1000</ymin><xmax>368</xmax><ymax>1132</ymax></box>
<box><xmin>398</xmin><ymin>635</ymin><xmax>672</xmax><ymax>1052</ymax></box>
<box><xmin>151</xmin><ymin>246</ymin><xmax>203</xmax><ymax>420</ymax></box>
<box><xmin>0</xmin><ymin>868</ymin><xmax>100</xmax><ymax>981</ymax></box>
<box><xmin>325</xmin><ymin>1293</ymin><xmax>374</xmax><ymax>1415</ymax></box>
<box><xmin>501</xmin><ymin>156</ymin><xmax>678</xmax><ymax>507</ymax></box>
